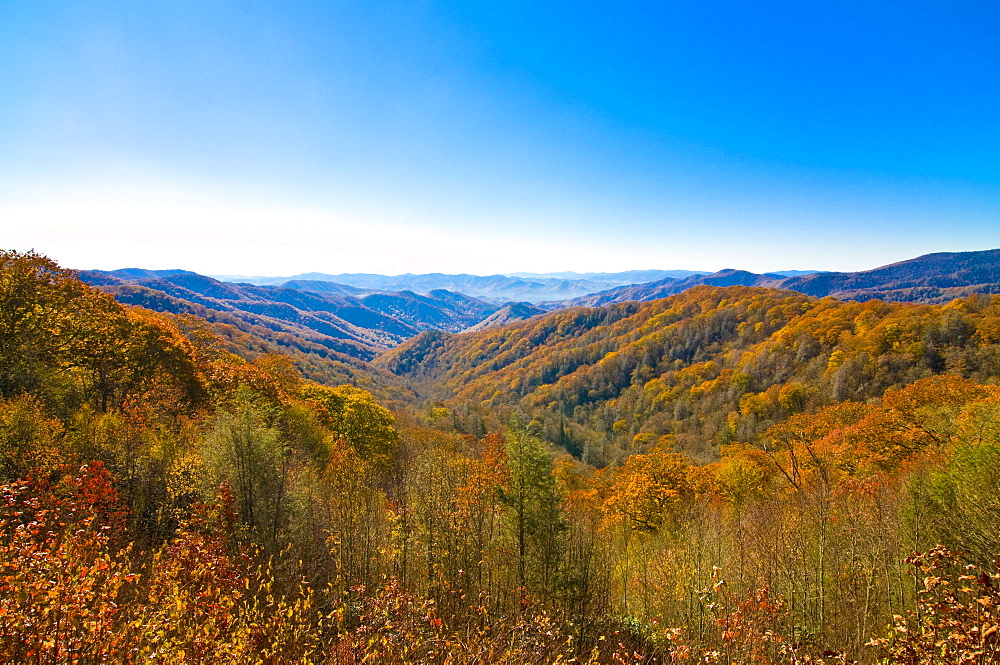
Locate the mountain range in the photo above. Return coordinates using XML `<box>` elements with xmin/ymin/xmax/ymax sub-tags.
<box><xmin>210</xmin><ymin>269</ymin><xmax>705</xmax><ymax>303</ymax></box>
<box><xmin>80</xmin><ymin>269</ymin><xmax>501</xmax><ymax>361</ymax></box>
<box><xmin>79</xmin><ymin>248</ymin><xmax>1000</xmax><ymax>369</ymax></box>
<box><xmin>556</xmin><ymin>249</ymin><xmax>1000</xmax><ymax>308</ymax></box>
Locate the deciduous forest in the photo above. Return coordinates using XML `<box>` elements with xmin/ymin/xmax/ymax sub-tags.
<box><xmin>2</xmin><ymin>249</ymin><xmax>999</xmax><ymax>663</ymax></box>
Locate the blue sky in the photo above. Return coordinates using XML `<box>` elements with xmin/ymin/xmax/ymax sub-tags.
<box><xmin>1</xmin><ymin>0</ymin><xmax>998</xmax><ymax>275</ymax></box>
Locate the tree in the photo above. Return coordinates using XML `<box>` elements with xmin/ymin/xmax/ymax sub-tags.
<box><xmin>0</xmin><ymin>250</ymin><xmax>204</xmax><ymax>412</ymax></box>
<box><xmin>0</xmin><ymin>250</ymin><xmax>98</xmax><ymax>399</ymax></box>
<box><xmin>0</xmin><ymin>394</ymin><xmax>62</xmax><ymax>480</ymax></box>
<box><xmin>301</xmin><ymin>383</ymin><xmax>399</xmax><ymax>471</ymax></box>
<box><xmin>204</xmin><ymin>387</ymin><xmax>288</xmax><ymax>547</ymax></box>
<box><xmin>499</xmin><ymin>426</ymin><xmax>566</xmax><ymax>604</ymax></box>
<box><xmin>604</xmin><ymin>446</ymin><xmax>691</xmax><ymax>532</ymax></box>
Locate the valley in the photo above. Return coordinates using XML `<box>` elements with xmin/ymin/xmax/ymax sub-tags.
<box><xmin>6</xmin><ymin>2</ymin><xmax>996</xmax><ymax>661</ymax></box>
<box><xmin>2</xmin><ymin>247</ymin><xmax>1000</xmax><ymax>663</ymax></box>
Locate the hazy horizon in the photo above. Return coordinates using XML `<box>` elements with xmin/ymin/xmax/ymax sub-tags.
<box><xmin>76</xmin><ymin>247</ymin><xmax>994</xmax><ymax>282</ymax></box>
<box><xmin>84</xmin><ymin>265</ymin><xmax>833</xmax><ymax>281</ymax></box>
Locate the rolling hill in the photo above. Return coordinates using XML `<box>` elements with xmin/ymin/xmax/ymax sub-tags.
<box><xmin>80</xmin><ymin>270</ymin><xmax>512</xmax><ymax>362</ymax></box>
<box><xmin>462</xmin><ymin>301</ymin><xmax>548</xmax><ymax>332</ymax></box>
<box><xmin>555</xmin><ymin>249</ymin><xmax>1000</xmax><ymax>308</ymax></box>
<box><xmin>379</xmin><ymin>284</ymin><xmax>1000</xmax><ymax>464</ymax></box>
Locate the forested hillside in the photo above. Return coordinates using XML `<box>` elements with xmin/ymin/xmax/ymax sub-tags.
<box><xmin>381</xmin><ymin>285</ymin><xmax>1000</xmax><ymax>464</ymax></box>
<box><xmin>3</xmin><ymin>250</ymin><xmax>1000</xmax><ymax>663</ymax></box>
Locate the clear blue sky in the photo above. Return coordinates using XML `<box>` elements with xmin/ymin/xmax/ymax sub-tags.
<box><xmin>1</xmin><ymin>0</ymin><xmax>998</xmax><ymax>275</ymax></box>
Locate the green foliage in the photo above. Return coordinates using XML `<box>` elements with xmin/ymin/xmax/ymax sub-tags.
<box><xmin>204</xmin><ymin>388</ymin><xmax>288</xmax><ymax>543</ymax></box>
<box><xmin>911</xmin><ymin>401</ymin><xmax>1000</xmax><ymax>567</ymax></box>
<box><xmin>499</xmin><ymin>426</ymin><xmax>567</xmax><ymax>600</ymax></box>
<box><xmin>0</xmin><ymin>250</ymin><xmax>205</xmax><ymax>413</ymax></box>
<box><xmin>0</xmin><ymin>250</ymin><xmax>98</xmax><ymax>399</ymax></box>
<box><xmin>0</xmin><ymin>394</ymin><xmax>63</xmax><ymax>480</ymax></box>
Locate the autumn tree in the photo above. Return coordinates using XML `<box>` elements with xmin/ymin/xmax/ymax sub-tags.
<box><xmin>302</xmin><ymin>383</ymin><xmax>400</xmax><ymax>471</ymax></box>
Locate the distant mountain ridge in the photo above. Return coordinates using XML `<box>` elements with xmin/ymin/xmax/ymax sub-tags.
<box><xmin>463</xmin><ymin>302</ymin><xmax>548</xmax><ymax>333</ymax></box>
<box><xmin>782</xmin><ymin>249</ymin><xmax>1000</xmax><ymax>298</ymax></box>
<box><xmin>506</xmin><ymin>269</ymin><xmax>701</xmax><ymax>282</ymax></box>
<box><xmin>80</xmin><ymin>249</ymin><xmax>1000</xmax><ymax>367</ymax></box>
<box><xmin>80</xmin><ymin>270</ymin><xmax>530</xmax><ymax>361</ymax></box>
<box><xmin>555</xmin><ymin>249</ymin><xmax>1000</xmax><ymax>308</ymax></box>
<box><xmin>210</xmin><ymin>270</ymin><xmax>705</xmax><ymax>303</ymax></box>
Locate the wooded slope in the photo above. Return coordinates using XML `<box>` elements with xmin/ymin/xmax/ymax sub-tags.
<box><xmin>380</xmin><ymin>285</ymin><xmax>1000</xmax><ymax>462</ymax></box>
